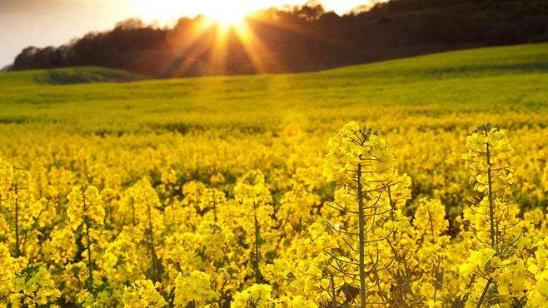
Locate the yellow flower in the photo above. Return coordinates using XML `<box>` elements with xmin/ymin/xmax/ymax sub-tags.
<box><xmin>122</xmin><ymin>280</ymin><xmax>166</xmax><ymax>308</ymax></box>
<box><xmin>174</xmin><ymin>271</ymin><xmax>218</xmax><ymax>307</ymax></box>
<box><xmin>231</xmin><ymin>284</ymin><xmax>272</xmax><ymax>308</ymax></box>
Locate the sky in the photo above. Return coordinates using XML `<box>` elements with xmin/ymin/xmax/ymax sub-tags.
<box><xmin>0</xmin><ymin>0</ymin><xmax>373</xmax><ymax>68</ymax></box>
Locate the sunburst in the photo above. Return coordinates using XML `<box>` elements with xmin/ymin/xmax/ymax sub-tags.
<box><xmin>134</xmin><ymin>0</ymin><xmax>286</xmax><ymax>76</ymax></box>
<box><xmin>135</xmin><ymin>0</ymin><xmax>252</xmax><ymax>26</ymax></box>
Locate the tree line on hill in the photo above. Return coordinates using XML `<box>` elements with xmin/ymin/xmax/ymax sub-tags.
<box><xmin>8</xmin><ymin>0</ymin><xmax>548</xmax><ymax>77</ymax></box>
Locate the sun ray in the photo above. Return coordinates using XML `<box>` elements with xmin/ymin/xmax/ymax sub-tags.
<box><xmin>153</xmin><ymin>4</ymin><xmax>287</xmax><ymax>76</ymax></box>
<box><xmin>206</xmin><ymin>24</ymin><xmax>230</xmax><ymax>75</ymax></box>
<box><xmin>232</xmin><ymin>20</ymin><xmax>284</xmax><ymax>74</ymax></box>
<box><xmin>164</xmin><ymin>17</ymin><xmax>215</xmax><ymax>76</ymax></box>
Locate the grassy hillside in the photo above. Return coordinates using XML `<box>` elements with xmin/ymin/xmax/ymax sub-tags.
<box><xmin>0</xmin><ymin>43</ymin><xmax>546</xmax><ymax>133</ymax></box>
<box><xmin>0</xmin><ymin>66</ymin><xmax>140</xmax><ymax>86</ymax></box>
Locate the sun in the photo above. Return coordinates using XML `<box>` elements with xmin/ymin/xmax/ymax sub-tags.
<box><xmin>134</xmin><ymin>0</ymin><xmax>282</xmax><ymax>75</ymax></box>
<box><xmin>203</xmin><ymin>6</ymin><xmax>249</xmax><ymax>27</ymax></box>
<box><xmin>133</xmin><ymin>0</ymin><xmax>253</xmax><ymax>26</ymax></box>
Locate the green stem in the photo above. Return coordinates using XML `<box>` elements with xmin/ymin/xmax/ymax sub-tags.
<box><xmin>14</xmin><ymin>184</ymin><xmax>20</xmax><ymax>257</ymax></box>
<box><xmin>357</xmin><ymin>163</ymin><xmax>367</xmax><ymax>308</ymax></box>
<box><xmin>427</xmin><ymin>209</ymin><xmax>435</xmax><ymax>239</ymax></box>
<box><xmin>330</xmin><ymin>272</ymin><xmax>337</xmax><ymax>307</ymax></box>
<box><xmin>387</xmin><ymin>186</ymin><xmax>395</xmax><ymax>221</ymax></box>
<box><xmin>476</xmin><ymin>279</ymin><xmax>492</xmax><ymax>308</ymax></box>
<box><xmin>485</xmin><ymin>142</ymin><xmax>497</xmax><ymax>252</ymax></box>
<box><xmin>82</xmin><ymin>188</ymin><xmax>93</xmax><ymax>290</ymax></box>
<box><xmin>458</xmin><ymin>275</ymin><xmax>476</xmax><ymax>307</ymax></box>
<box><xmin>253</xmin><ymin>204</ymin><xmax>262</xmax><ymax>283</ymax></box>
<box><xmin>146</xmin><ymin>202</ymin><xmax>161</xmax><ymax>282</ymax></box>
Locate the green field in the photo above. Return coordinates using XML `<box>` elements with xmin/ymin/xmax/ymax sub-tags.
<box><xmin>1</xmin><ymin>43</ymin><xmax>547</xmax><ymax>134</ymax></box>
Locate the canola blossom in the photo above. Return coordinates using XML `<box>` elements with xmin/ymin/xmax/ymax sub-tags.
<box><xmin>0</xmin><ymin>121</ymin><xmax>546</xmax><ymax>307</ymax></box>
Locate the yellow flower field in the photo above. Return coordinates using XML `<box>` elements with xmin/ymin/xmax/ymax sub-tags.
<box><xmin>0</xmin><ymin>44</ymin><xmax>547</xmax><ymax>307</ymax></box>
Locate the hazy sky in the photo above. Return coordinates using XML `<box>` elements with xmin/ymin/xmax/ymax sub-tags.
<box><xmin>0</xmin><ymin>0</ymin><xmax>372</xmax><ymax>67</ymax></box>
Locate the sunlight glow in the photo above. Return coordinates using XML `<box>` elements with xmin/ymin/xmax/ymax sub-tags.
<box><xmin>205</xmin><ymin>7</ymin><xmax>249</xmax><ymax>26</ymax></box>
<box><xmin>134</xmin><ymin>0</ymin><xmax>257</xmax><ymax>26</ymax></box>
<box><xmin>143</xmin><ymin>0</ymin><xmax>279</xmax><ymax>76</ymax></box>
<box><xmin>133</xmin><ymin>0</ymin><xmax>371</xmax><ymax>77</ymax></box>
<box><xmin>132</xmin><ymin>1</ymin><xmax>377</xmax><ymax>26</ymax></box>
<box><xmin>232</xmin><ymin>22</ymin><xmax>283</xmax><ymax>73</ymax></box>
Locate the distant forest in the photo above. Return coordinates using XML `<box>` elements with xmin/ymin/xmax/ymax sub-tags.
<box><xmin>8</xmin><ymin>0</ymin><xmax>548</xmax><ymax>77</ymax></box>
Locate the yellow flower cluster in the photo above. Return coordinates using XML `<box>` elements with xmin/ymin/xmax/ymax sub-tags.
<box><xmin>122</xmin><ymin>280</ymin><xmax>166</xmax><ymax>308</ymax></box>
<box><xmin>174</xmin><ymin>271</ymin><xmax>218</xmax><ymax>306</ymax></box>
<box><xmin>0</xmin><ymin>121</ymin><xmax>545</xmax><ymax>307</ymax></box>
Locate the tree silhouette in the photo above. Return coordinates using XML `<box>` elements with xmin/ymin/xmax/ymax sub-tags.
<box><xmin>9</xmin><ymin>0</ymin><xmax>548</xmax><ymax>77</ymax></box>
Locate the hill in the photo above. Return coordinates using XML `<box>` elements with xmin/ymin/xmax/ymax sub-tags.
<box><xmin>0</xmin><ymin>67</ymin><xmax>140</xmax><ymax>86</ymax></box>
<box><xmin>8</xmin><ymin>0</ymin><xmax>548</xmax><ymax>77</ymax></box>
<box><xmin>0</xmin><ymin>43</ymin><xmax>546</xmax><ymax>133</ymax></box>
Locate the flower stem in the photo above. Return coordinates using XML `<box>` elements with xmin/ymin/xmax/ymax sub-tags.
<box><xmin>357</xmin><ymin>163</ymin><xmax>367</xmax><ymax>308</ymax></box>
<box><xmin>82</xmin><ymin>187</ymin><xmax>93</xmax><ymax>290</ymax></box>
<box><xmin>485</xmin><ymin>142</ymin><xmax>497</xmax><ymax>252</ymax></box>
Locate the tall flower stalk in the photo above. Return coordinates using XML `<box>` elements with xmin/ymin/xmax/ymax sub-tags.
<box><xmin>67</xmin><ymin>185</ymin><xmax>104</xmax><ymax>291</ymax></box>
<box><xmin>234</xmin><ymin>170</ymin><xmax>273</xmax><ymax>284</ymax></box>
<box><xmin>460</xmin><ymin>124</ymin><xmax>525</xmax><ymax>307</ymax></box>
<box><xmin>324</xmin><ymin>121</ymin><xmax>396</xmax><ymax>307</ymax></box>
